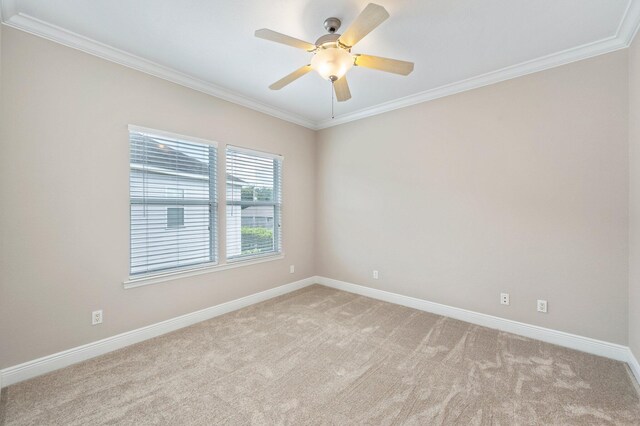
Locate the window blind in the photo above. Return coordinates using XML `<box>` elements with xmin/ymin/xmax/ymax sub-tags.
<box><xmin>129</xmin><ymin>127</ymin><xmax>217</xmax><ymax>276</ymax></box>
<box><xmin>226</xmin><ymin>146</ymin><xmax>282</xmax><ymax>261</ymax></box>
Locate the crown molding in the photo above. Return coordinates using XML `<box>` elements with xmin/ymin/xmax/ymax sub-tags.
<box><xmin>618</xmin><ymin>0</ymin><xmax>640</xmax><ymax>45</ymax></box>
<box><xmin>2</xmin><ymin>0</ymin><xmax>640</xmax><ymax>131</ymax></box>
<box><xmin>315</xmin><ymin>37</ymin><xmax>623</xmax><ymax>129</ymax></box>
<box><xmin>0</xmin><ymin>11</ymin><xmax>317</xmax><ymax>130</ymax></box>
<box><xmin>316</xmin><ymin>0</ymin><xmax>640</xmax><ymax>129</ymax></box>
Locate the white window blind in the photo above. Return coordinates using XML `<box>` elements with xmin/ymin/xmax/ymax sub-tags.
<box><xmin>226</xmin><ymin>146</ymin><xmax>282</xmax><ymax>261</ymax></box>
<box><xmin>129</xmin><ymin>127</ymin><xmax>217</xmax><ymax>276</ymax></box>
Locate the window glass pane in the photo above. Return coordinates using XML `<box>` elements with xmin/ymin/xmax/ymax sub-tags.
<box><xmin>131</xmin><ymin>204</ymin><xmax>210</xmax><ymax>275</ymax></box>
<box><xmin>226</xmin><ymin>147</ymin><xmax>282</xmax><ymax>261</ymax></box>
<box><xmin>130</xmin><ymin>129</ymin><xmax>217</xmax><ymax>276</ymax></box>
<box><xmin>234</xmin><ymin>206</ymin><xmax>276</xmax><ymax>255</ymax></box>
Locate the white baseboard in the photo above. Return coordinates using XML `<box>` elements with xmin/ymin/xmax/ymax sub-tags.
<box><xmin>3</xmin><ymin>275</ymin><xmax>639</xmax><ymax>389</ymax></box>
<box><xmin>627</xmin><ymin>348</ymin><xmax>640</xmax><ymax>386</ymax></box>
<box><xmin>316</xmin><ymin>276</ymin><xmax>631</xmax><ymax>363</ymax></box>
<box><xmin>0</xmin><ymin>276</ymin><xmax>316</xmax><ymax>387</ymax></box>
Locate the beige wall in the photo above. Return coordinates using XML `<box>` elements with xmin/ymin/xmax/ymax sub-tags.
<box><xmin>316</xmin><ymin>51</ymin><xmax>629</xmax><ymax>344</ymax></box>
<box><xmin>630</xmin><ymin>35</ymin><xmax>640</xmax><ymax>358</ymax></box>
<box><xmin>1</xmin><ymin>23</ymin><xmax>636</xmax><ymax>369</ymax></box>
<box><xmin>0</xmin><ymin>27</ymin><xmax>316</xmax><ymax>368</ymax></box>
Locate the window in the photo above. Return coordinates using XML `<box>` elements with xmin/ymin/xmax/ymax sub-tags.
<box><xmin>226</xmin><ymin>146</ymin><xmax>282</xmax><ymax>261</ymax></box>
<box><xmin>129</xmin><ymin>126</ymin><xmax>217</xmax><ymax>276</ymax></box>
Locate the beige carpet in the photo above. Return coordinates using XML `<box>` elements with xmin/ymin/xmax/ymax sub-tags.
<box><xmin>1</xmin><ymin>284</ymin><xmax>639</xmax><ymax>425</ymax></box>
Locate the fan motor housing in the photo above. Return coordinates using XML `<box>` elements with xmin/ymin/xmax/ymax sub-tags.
<box><xmin>315</xmin><ymin>33</ymin><xmax>341</xmax><ymax>47</ymax></box>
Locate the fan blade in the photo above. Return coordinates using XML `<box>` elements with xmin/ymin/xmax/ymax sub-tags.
<box><xmin>354</xmin><ymin>54</ymin><xmax>414</xmax><ymax>75</ymax></box>
<box><xmin>255</xmin><ymin>29</ymin><xmax>316</xmax><ymax>51</ymax></box>
<box><xmin>338</xmin><ymin>3</ymin><xmax>389</xmax><ymax>47</ymax></box>
<box><xmin>269</xmin><ymin>65</ymin><xmax>313</xmax><ymax>90</ymax></box>
<box><xmin>333</xmin><ymin>76</ymin><xmax>351</xmax><ymax>102</ymax></box>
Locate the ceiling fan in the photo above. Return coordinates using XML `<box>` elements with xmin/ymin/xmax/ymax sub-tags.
<box><xmin>255</xmin><ymin>3</ymin><xmax>414</xmax><ymax>103</ymax></box>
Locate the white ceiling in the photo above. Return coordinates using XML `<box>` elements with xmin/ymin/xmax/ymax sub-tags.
<box><xmin>2</xmin><ymin>0</ymin><xmax>639</xmax><ymax>128</ymax></box>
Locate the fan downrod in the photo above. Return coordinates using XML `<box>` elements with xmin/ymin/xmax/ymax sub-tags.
<box><xmin>323</xmin><ymin>17</ymin><xmax>341</xmax><ymax>33</ymax></box>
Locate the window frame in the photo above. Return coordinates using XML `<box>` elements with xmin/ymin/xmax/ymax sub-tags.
<box><xmin>125</xmin><ymin>127</ymin><xmax>286</xmax><ymax>288</ymax></box>
<box><xmin>128</xmin><ymin>125</ymin><xmax>218</xmax><ymax>278</ymax></box>
<box><xmin>225</xmin><ymin>145</ymin><xmax>283</xmax><ymax>263</ymax></box>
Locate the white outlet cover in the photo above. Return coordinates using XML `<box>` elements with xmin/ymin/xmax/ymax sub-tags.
<box><xmin>289</xmin><ymin>265</ymin><xmax>295</xmax><ymax>274</ymax></box>
<box><xmin>500</xmin><ymin>293</ymin><xmax>510</xmax><ymax>305</ymax></box>
<box><xmin>537</xmin><ymin>300</ymin><xmax>548</xmax><ymax>313</ymax></box>
<box><xmin>92</xmin><ymin>310</ymin><xmax>103</xmax><ymax>325</ymax></box>
<box><xmin>373</xmin><ymin>270</ymin><xmax>379</xmax><ymax>279</ymax></box>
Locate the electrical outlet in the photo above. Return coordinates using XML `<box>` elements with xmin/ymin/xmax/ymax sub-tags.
<box><xmin>537</xmin><ymin>300</ymin><xmax>548</xmax><ymax>313</ymax></box>
<box><xmin>289</xmin><ymin>265</ymin><xmax>295</xmax><ymax>274</ymax></box>
<box><xmin>92</xmin><ymin>310</ymin><xmax>103</xmax><ymax>325</ymax></box>
<box><xmin>373</xmin><ymin>270</ymin><xmax>379</xmax><ymax>279</ymax></box>
<box><xmin>500</xmin><ymin>293</ymin><xmax>510</xmax><ymax>305</ymax></box>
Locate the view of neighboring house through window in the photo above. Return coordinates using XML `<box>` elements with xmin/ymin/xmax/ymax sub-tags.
<box><xmin>226</xmin><ymin>146</ymin><xmax>282</xmax><ymax>261</ymax></box>
<box><xmin>129</xmin><ymin>127</ymin><xmax>217</xmax><ymax>276</ymax></box>
<box><xmin>166</xmin><ymin>207</ymin><xmax>184</xmax><ymax>229</ymax></box>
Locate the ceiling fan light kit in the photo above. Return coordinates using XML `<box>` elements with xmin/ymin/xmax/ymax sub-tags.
<box><xmin>311</xmin><ymin>43</ymin><xmax>354</xmax><ymax>82</ymax></box>
<box><xmin>255</xmin><ymin>3</ymin><xmax>414</xmax><ymax>110</ymax></box>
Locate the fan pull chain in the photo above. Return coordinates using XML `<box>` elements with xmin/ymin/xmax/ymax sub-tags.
<box><xmin>331</xmin><ymin>81</ymin><xmax>335</xmax><ymax>119</ymax></box>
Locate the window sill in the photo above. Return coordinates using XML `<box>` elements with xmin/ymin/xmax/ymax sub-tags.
<box><xmin>123</xmin><ymin>253</ymin><xmax>285</xmax><ymax>289</ymax></box>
